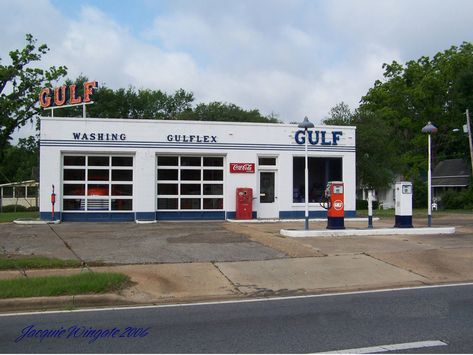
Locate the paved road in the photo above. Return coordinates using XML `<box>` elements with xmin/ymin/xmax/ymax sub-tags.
<box><xmin>1</xmin><ymin>284</ymin><xmax>473</xmax><ymax>353</ymax></box>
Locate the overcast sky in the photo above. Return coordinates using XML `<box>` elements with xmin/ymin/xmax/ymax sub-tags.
<box><xmin>1</xmin><ymin>0</ymin><xmax>473</xmax><ymax>139</ymax></box>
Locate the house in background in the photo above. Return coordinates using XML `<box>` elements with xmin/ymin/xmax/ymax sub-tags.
<box><xmin>0</xmin><ymin>180</ymin><xmax>39</xmax><ymax>210</ymax></box>
<box><xmin>432</xmin><ymin>158</ymin><xmax>470</xmax><ymax>201</ymax></box>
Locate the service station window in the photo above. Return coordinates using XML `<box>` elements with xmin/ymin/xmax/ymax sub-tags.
<box><xmin>292</xmin><ymin>157</ymin><xmax>342</xmax><ymax>203</ymax></box>
<box><xmin>62</xmin><ymin>155</ymin><xmax>133</xmax><ymax>212</ymax></box>
<box><xmin>157</xmin><ymin>156</ymin><xmax>224</xmax><ymax>211</ymax></box>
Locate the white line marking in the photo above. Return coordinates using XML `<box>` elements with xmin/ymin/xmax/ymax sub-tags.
<box><xmin>320</xmin><ymin>340</ymin><xmax>447</xmax><ymax>353</ymax></box>
<box><xmin>1</xmin><ymin>282</ymin><xmax>473</xmax><ymax>317</ymax></box>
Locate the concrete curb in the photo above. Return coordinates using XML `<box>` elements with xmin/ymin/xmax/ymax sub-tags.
<box><xmin>228</xmin><ymin>217</ymin><xmax>379</xmax><ymax>223</ymax></box>
<box><xmin>0</xmin><ymin>294</ymin><xmax>131</xmax><ymax>313</ymax></box>
<box><xmin>280</xmin><ymin>227</ymin><xmax>456</xmax><ymax>237</ymax></box>
<box><xmin>13</xmin><ymin>219</ymin><xmax>61</xmax><ymax>225</ymax></box>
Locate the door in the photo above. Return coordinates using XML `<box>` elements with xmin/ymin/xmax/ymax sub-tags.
<box><xmin>258</xmin><ymin>171</ymin><xmax>278</xmax><ymax>219</ymax></box>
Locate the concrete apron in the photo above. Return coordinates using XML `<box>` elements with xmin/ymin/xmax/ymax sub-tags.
<box><xmin>280</xmin><ymin>227</ymin><xmax>456</xmax><ymax>237</ymax></box>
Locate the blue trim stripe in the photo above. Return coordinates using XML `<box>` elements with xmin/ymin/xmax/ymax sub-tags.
<box><xmin>40</xmin><ymin>139</ymin><xmax>355</xmax><ymax>152</ymax></box>
<box><xmin>40</xmin><ymin>210</ymin><xmax>357</xmax><ymax>221</ymax></box>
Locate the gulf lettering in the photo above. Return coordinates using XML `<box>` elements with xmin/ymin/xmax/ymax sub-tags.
<box><xmin>167</xmin><ymin>134</ymin><xmax>217</xmax><ymax>143</ymax></box>
<box><xmin>295</xmin><ymin>130</ymin><xmax>343</xmax><ymax>146</ymax></box>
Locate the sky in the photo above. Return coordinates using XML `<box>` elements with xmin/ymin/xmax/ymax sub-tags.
<box><xmin>1</xmin><ymin>0</ymin><xmax>473</xmax><ymax>140</ymax></box>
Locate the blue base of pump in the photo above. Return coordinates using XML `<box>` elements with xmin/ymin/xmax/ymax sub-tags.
<box><xmin>394</xmin><ymin>215</ymin><xmax>413</xmax><ymax>228</ymax></box>
<box><xmin>327</xmin><ymin>216</ymin><xmax>345</xmax><ymax>230</ymax></box>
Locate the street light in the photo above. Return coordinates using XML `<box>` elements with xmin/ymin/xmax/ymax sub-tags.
<box><xmin>421</xmin><ymin>121</ymin><xmax>438</xmax><ymax>227</ymax></box>
<box><xmin>298</xmin><ymin>116</ymin><xmax>315</xmax><ymax>230</ymax></box>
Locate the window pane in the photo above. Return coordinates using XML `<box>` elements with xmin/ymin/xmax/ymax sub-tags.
<box><xmin>112</xmin><ymin>170</ymin><xmax>132</xmax><ymax>181</ymax></box>
<box><xmin>87</xmin><ymin>199</ymin><xmax>109</xmax><ymax>210</ymax></box>
<box><xmin>180</xmin><ymin>198</ymin><xmax>201</xmax><ymax>209</ymax></box>
<box><xmin>64</xmin><ymin>169</ymin><xmax>85</xmax><ymax>181</ymax></box>
<box><xmin>88</xmin><ymin>156</ymin><xmax>109</xmax><ymax>166</ymax></box>
<box><xmin>180</xmin><ymin>184</ymin><xmax>201</xmax><ymax>195</ymax></box>
<box><xmin>157</xmin><ymin>169</ymin><xmax>178</xmax><ymax>180</ymax></box>
<box><xmin>203</xmin><ymin>198</ymin><xmax>223</xmax><ymax>210</ymax></box>
<box><xmin>203</xmin><ymin>184</ymin><xmax>223</xmax><ymax>195</ymax></box>
<box><xmin>15</xmin><ymin>187</ymin><xmax>26</xmax><ymax>197</ymax></box>
<box><xmin>27</xmin><ymin>186</ymin><xmax>38</xmax><ymax>197</ymax></box>
<box><xmin>112</xmin><ymin>184</ymin><xmax>133</xmax><ymax>196</ymax></box>
<box><xmin>112</xmin><ymin>157</ymin><xmax>133</xmax><ymax>166</ymax></box>
<box><xmin>259</xmin><ymin>157</ymin><xmax>276</xmax><ymax>166</ymax></box>
<box><xmin>158</xmin><ymin>184</ymin><xmax>178</xmax><ymax>195</ymax></box>
<box><xmin>2</xmin><ymin>187</ymin><xmax>13</xmax><ymax>198</ymax></box>
<box><xmin>181</xmin><ymin>170</ymin><xmax>201</xmax><ymax>180</ymax></box>
<box><xmin>64</xmin><ymin>184</ymin><xmax>85</xmax><ymax>196</ymax></box>
<box><xmin>158</xmin><ymin>156</ymin><xmax>178</xmax><ymax>166</ymax></box>
<box><xmin>292</xmin><ymin>157</ymin><xmax>342</xmax><ymax>203</ymax></box>
<box><xmin>181</xmin><ymin>156</ymin><xmax>201</xmax><ymax>166</ymax></box>
<box><xmin>64</xmin><ymin>156</ymin><xmax>85</xmax><ymax>166</ymax></box>
<box><xmin>111</xmin><ymin>199</ymin><xmax>132</xmax><ymax>210</ymax></box>
<box><xmin>88</xmin><ymin>169</ymin><xmax>109</xmax><ymax>181</ymax></box>
<box><xmin>87</xmin><ymin>184</ymin><xmax>109</xmax><ymax>196</ymax></box>
<box><xmin>63</xmin><ymin>199</ymin><xmax>85</xmax><ymax>211</ymax></box>
<box><xmin>158</xmin><ymin>198</ymin><xmax>178</xmax><ymax>209</ymax></box>
<box><xmin>203</xmin><ymin>170</ymin><xmax>223</xmax><ymax>181</ymax></box>
<box><xmin>203</xmin><ymin>157</ymin><xmax>223</xmax><ymax>166</ymax></box>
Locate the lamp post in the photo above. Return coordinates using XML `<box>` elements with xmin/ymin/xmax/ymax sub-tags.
<box><xmin>298</xmin><ymin>116</ymin><xmax>314</xmax><ymax>230</ymax></box>
<box><xmin>421</xmin><ymin>121</ymin><xmax>438</xmax><ymax>227</ymax></box>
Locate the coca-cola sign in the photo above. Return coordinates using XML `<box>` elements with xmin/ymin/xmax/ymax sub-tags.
<box><xmin>230</xmin><ymin>163</ymin><xmax>255</xmax><ymax>173</ymax></box>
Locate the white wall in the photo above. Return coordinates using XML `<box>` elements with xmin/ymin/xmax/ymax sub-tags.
<box><xmin>40</xmin><ymin>117</ymin><xmax>356</xmax><ymax>217</ymax></box>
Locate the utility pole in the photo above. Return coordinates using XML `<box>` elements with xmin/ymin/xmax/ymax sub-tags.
<box><xmin>466</xmin><ymin>109</ymin><xmax>473</xmax><ymax>176</ymax></box>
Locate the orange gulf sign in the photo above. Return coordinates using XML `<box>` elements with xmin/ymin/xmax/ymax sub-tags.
<box><xmin>327</xmin><ymin>182</ymin><xmax>344</xmax><ymax>218</ymax></box>
<box><xmin>39</xmin><ymin>81</ymin><xmax>98</xmax><ymax>108</ymax></box>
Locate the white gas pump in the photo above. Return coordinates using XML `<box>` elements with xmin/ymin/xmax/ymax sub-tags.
<box><xmin>394</xmin><ymin>181</ymin><xmax>413</xmax><ymax>228</ymax></box>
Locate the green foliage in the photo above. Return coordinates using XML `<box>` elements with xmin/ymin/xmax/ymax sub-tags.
<box><xmin>356</xmin><ymin>199</ymin><xmax>379</xmax><ymax>210</ymax></box>
<box><xmin>55</xmin><ymin>76</ymin><xmax>279</xmax><ymax>123</ymax></box>
<box><xmin>178</xmin><ymin>102</ymin><xmax>279</xmax><ymax>123</ymax></box>
<box><xmin>0</xmin><ymin>272</ymin><xmax>129</xmax><ymax>298</ymax></box>
<box><xmin>0</xmin><ymin>256</ymin><xmax>80</xmax><ymax>270</ymax></box>
<box><xmin>359</xmin><ymin>42</ymin><xmax>473</xmax><ymax>180</ymax></box>
<box><xmin>0</xmin><ymin>136</ymin><xmax>38</xmax><ymax>183</ymax></box>
<box><xmin>0</xmin><ymin>34</ymin><xmax>67</xmax><ymax>158</ymax></box>
<box><xmin>1</xmin><ymin>205</ymin><xmax>27</xmax><ymax>212</ymax></box>
<box><xmin>441</xmin><ymin>188</ymin><xmax>473</xmax><ymax>210</ymax></box>
<box><xmin>323</xmin><ymin>102</ymin><xmax>354</xmax><ymax>126</ymax></box>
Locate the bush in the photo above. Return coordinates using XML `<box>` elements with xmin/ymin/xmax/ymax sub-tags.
<box><xmin>356</xmin><ymin>199</ymin><xmax>368</xmax><ymax>210</ymax></box>
<box><xmin>442</xmin><ymin>188</ymin><xmax>473</xmax><ymax>210</ymax></box>
<box><xmin>26</xmin><ymin>206</ymin><xmax>39</xmax><ymax>211</ymax></box>
<box><xmin>356</xmin><ymin>199</ymin><xmax>379</xmax><ymax>210</ymax></box>
<box><xmin>1</xmin><ymin>205</ymin><xmax>27</xmax><ymax>212</ymax></box>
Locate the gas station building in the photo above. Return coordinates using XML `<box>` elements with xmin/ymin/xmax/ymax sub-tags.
<box><xmin>39</xmin><ymin>116</ymin><xmax>356</xmax><ymax>221</ymax></box>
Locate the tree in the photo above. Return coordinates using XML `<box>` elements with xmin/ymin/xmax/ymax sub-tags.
<box><xmin>51</xmin><ymin>76</ymin><xmax>194</xmax><ymax>120</ymax></box>
<box><xmin>359</xmin><ymin>42</ymin><xmax>473</xmax><ymax>180</ymax></box>
<box><xmin>0</xmin><ymin>34</ymin><xmax>67</xmax><ymax>158</ymax></box>
<box><xmin>55</xmin><ymin>76</ymin><xmax>279</xmax><ymax>123</ymax></box>
<box><xmin>0</xmin><ymin>136</ymin><xmax>38</xmax><ymax>184</ymax></box>
<box><xmin>323</xmin><ymin>102</ymin><xmax>398</xmax><ymax>191</ymax></box>
<box><xmin>323</xmin><ymin>101</ymin><xmax>354</xmax><ymax>126</ymax></box>
<box><xmin>177</xmin><ymin>102</ymin><xmax>279</xmax><ymax>123</ymax></box>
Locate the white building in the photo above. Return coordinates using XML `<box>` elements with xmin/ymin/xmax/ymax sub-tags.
<box><xmin>39</xmin><ymin>117</ymin><xmax>356</xmax><ymax>221</ymax></box>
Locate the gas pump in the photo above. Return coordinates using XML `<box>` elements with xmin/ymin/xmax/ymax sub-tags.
<box><xmin>394</xmin><ymin>181</ymin><xmax>413</xmax><ymax>228</ymax></box>
<box><xmin>320</xmin><ymin>181</ymin><xmax>345</xmax><ymax>229</ymax></box>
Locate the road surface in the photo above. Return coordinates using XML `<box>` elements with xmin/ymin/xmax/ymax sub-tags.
<box><xmin>1</xmin><ymin>284</ymin><xmax>472</xmax><ymax>353</ymax></box>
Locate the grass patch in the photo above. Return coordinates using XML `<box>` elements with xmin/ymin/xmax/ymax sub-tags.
<box><xmin>0</xmin><ymin>255</ymin><xmax>81</xmax><ymax>270</ymax></box>
<box><xmin>0</xmin><ymin>272</ymin><xmax>129</xmax><ymax>299</ymax></box>
<box><xmin>0</xmin><ymin>211</ymin><xmax>39</xmax><ymax>223</ymax></box>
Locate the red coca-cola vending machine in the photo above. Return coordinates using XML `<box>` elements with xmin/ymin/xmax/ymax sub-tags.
<box><xmin>236</xmin><ymin>188</ymin><xmax>253</xmax><ymax>219</ymax></box>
